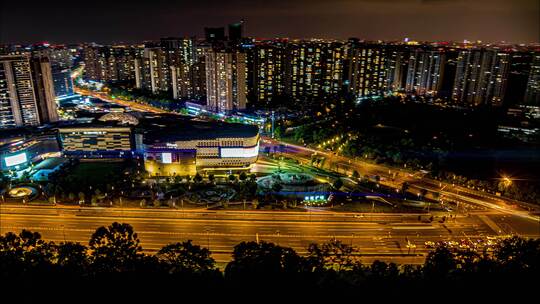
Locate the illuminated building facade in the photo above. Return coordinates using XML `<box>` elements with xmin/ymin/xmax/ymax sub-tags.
<box><xmin>139</xmin><ymin>115</ymin><xmax>259</xmax><ymax>176</ymax></box>
<box><xmin>404</xmin><ymin>48</ymin><xmax>445</xmax><ymax>95</ymax></box>
<box><xmin>0</xmin><ymin>128</ymin><xmax>60</xmax><ymax>171</ymax></box>
<box><xmin>452</xmin><ymin>48</ymin><xmax>510</xmax><ymax>106</ymax></box>
<box><xmin>0</xmin><ymin>54</ymin><xmax>58</xmax><ymax>129</ymax></box>
<box><xmin>252</xmin><ymin>43</ymin><xmax>286</xmax><ymax>104</ymax></box>
<box><xmin>136</xmin><ymin>46</ymin><xmax>169</xmax><ymax>94</ymax></box>
<box><xmin>83</xmin><ymin>45</ymin><xmax>140</xmax><ymax>83</ymax></box>
<box><xmin>524</xmin><ymin>52</ymin><xmax>540</xmax><ymax>106</ymax></box>
<box><xmin>36</xmin><ymin>46</ymin><xmax>74</xmax><ymax>97</ymax></box>
<box><xmin>348</xmin><ymin>43</ymin><xmax>388</xmax><ymax>97</ymax></box>
<box><xmin>58</xmin><ymin>126</ymin><xmax>133</xmax><ymax>158</ymax></box>
<box><xmin>168</xmin><ymin>38</ymin><xmax>207</xmax><ymax>100</ymax></box>
<box><xmin>285</xmin><ymin>41</ymin><xmax>345</xmax><ymax>101</ymax></box>
<box><xmin>205</xmin><ymin>49</ymin><xmax>247</xmax><ymax>112</ymax></box>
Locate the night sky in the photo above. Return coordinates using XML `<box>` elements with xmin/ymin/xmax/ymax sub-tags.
<box><xmin>1</xmin><ymin>0</ymin><xmax>538</xmax><ymax>44</ymax></box>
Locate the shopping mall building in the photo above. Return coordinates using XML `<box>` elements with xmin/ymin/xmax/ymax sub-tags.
<box><xmin>137</xmin><ymin>114</ymin><xmax>259</xmax><ymax>176</ymax></box>
<box><xmin>54</xmin><ymin>113</ymin><xmax>259</xmax><ymax>176</ymax></box>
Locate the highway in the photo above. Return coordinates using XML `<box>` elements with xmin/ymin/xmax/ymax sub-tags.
<box><xmin>2</xmin><ymin>204</ymin><xmax>538</xmax><ymax>265</ymax></box>
<box><xmin>263</xmin><ymin>138</ymin><xmax>540</xmax><ymax>222</ymax></box>
<box><xmin>74</xmin><ymin>88</ymin><xmax>168</xmax><ymax>114</ymax></box>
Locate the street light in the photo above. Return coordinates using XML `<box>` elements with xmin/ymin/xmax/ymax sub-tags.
<box><xmin>502</xmin><ymin>176</ymin><xmax>512</xmax><ymax>187</ymax></box>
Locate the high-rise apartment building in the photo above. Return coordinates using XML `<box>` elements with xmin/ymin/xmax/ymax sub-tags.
<box><xmin>348</xmin><ymin>43</ymin><xmax>388</xmax><ymax>97</ymax></box>
<box><xmin>30</xmin><ymin>55</ymin><xmax>59</xmax><ymax>124</ymax></box>
<box><xmin>228</xmin><ymin>21</ymin><xmax>244</xmax><ymax>43</ymax></box>
<box><xmin>285</xmin><ymin>41</ymin><xmax>345</xmax><ymax>101</ymax></box>
<box><xmin>164</xmin><ymin>38</ymin><xmax>207</xmax><ymax>100</ymax></box>
<box><xmin>83</xmin><ymin>45</ymin><xmax>140</xmax><ymax>84</ymax></box>
<box><xmin>205</xmin><ymin>49</ymin><xmax>247</xmax><ymax>112</ymax></box>
<box><xmin>452</xmin><ymin>49</ymin><xmax>509</xmax><ymax>106</ymax></box>
<box><xmin>137</xmin><ymin>47</ymin><xmax>168</xmax><ymax>93</ymax></box>
<box><xmin>405</xmin><ymin>48</ymin><xmax>445</xmax><ymax>95</ymax></box>
<box><xmin>523</xmin><ymin>52</ymin><xmax>540</xmax><ymax>106</ymax></box>
<box><xmin>0</xmin><ymin>54</ymin><xmax>58</xmax><ymax>128</ymax></box>
<box><xmin>252</xmin><ymin>43</ymin><xmax>286</xmax><ymax>104</ymax></box>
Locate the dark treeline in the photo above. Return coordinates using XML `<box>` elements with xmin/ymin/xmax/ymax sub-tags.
<box><xmin>1</xmin><ymin>222</ymin><xmax>539</xmax><ymax>297</ymax></box>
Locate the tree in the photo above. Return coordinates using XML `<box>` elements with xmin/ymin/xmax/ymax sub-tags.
<box><xmin>193</xmin><ymin>173</ymin><xmax>203</xmax><ymax>183</ymax></box>
<box><xmin>88</xmin><ymin>222</ymin><xmax>143</xmax><ymax>272</ymax></box>
<box><xmin>225</xmin><ymin>241</ymin><xmax>303</xmax><ymax>283</ymax></box>
<box><xmin>55</xmin><ymin>242</ymin><xmax>90</xmax><ymax>273</ymax></box>
<box><xmin>228</xmin><ymin>174</ymin><xmax>237</xmax><ymax>183</ymax></box>
<box><xmin>208</xmin><ymin>174</ymin><xmax>215</xmax><ymax>184</ymax></box>
<box><xmin>423</xmin><ymin>245</ymin><xmax>456</xmax><ymax>279</ymax></box>
<box><xmin>0</xmin><ymin>230</ymin><xmax>55</xmax><ymax>277</ymax></box>
<box><xmin>494</xmin><ymin>236</ymin><xmax>540</xmax><ymax>272</ymax></box>
<box><xmin>248</xmin><ymin>174</ymin><xmax>257</xmax><ymax>182</ymax></box>
<box><xmin>270</xmin><ymin>182</ymin><xmax>283</xmax><ymax>202</ymax></box>
<box><xmin>157</xmin><ymin>240</ymin><xmax>215</xmax><ymax>273</ymax></box>
<box><xmin>239</xmin><ymin>172</ymin><xmax>248</xmax><ymax>182</ymax></box>
<box><xmin>306</xmin><ymin>239</ymin><xmax>358</xmax><ymax>271</ymax></box>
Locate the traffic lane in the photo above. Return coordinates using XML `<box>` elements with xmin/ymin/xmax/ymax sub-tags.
<box><xmin>0</xmin><ymin>204</ymin><xmax>438</xmax><ymax>224</ymax></box>
<box><xmin>0</xmin><ymin>212</ymin><xmax>495</xmax><ymax>245</ymax></box>
<box><xmin>487</xmin><ymin>214</ymin><xmax>540</xmax><ymax>236</ymax></box>
<box><xmin>273</xmin><ymin>138</ymin><xmax>536</xmax><ymax>212</ymax></box>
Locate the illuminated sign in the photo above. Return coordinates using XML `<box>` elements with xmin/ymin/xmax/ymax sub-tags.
<box><xmin>165</xmin><ymin>143</ymin><xmax>178</xmax><ymax>148</ymax></box>
<box><xmin>162</xmin><ymin>152</ymin><xmax>172</xmax><ymax>164</ymax></box>
<box><xmin>82</xmin><ymin>131</ymin><xmax>106</xmax><ymax>135</ymax></box>
<box><xmin>304</xmin><ymin>195</ymin><xmax>326</xmax><ymax>202</ymax></box>
<box><xmin>4</xmin><ymin>152</ymin><xmax>28</xmax><ymax>167</ymax></box>
<box><xmin>220</xmin><ymin>142</ymin><xmax>259</xmax><ymax>158</ymax></box>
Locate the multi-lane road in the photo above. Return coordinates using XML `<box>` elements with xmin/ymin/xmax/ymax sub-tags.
<box><xmin>1</xmin><ymin>204</ymin><xmax>538</xmax><ymax>265</ymax></box>
<box><xmin>262</xmin><ymin>138</ymin><xmax>540</xmax><ymax>222</ymax></box>
<box><xmin>74</xmin><ymin>88</ymin><xmax>168</xmax><ymax>114</ymax></box>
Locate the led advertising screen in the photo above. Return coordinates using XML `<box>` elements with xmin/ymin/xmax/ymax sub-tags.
<box><xmin>162</xmin><ymin>152</ymin><xmax>172</xmax><ymax>164</ymax></box>
<box><xmin>220</xmin><ymin>142</ymin><xmax>259</xmax><ymax>158</ymax></box>
<box><xmin>4</xmin><ymin>152</ymin><xmax>28</xmax><ymax>167</ymax></box>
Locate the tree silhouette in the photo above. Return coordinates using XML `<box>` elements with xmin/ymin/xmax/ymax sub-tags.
<box><xmin>88</xmin><ymin>222</ymin><xmax>142</xmax><ymax>273</ymax></box>
<box><xmin>239</xmin><ymin>172</ymin><xmax>248</xmax><ymax>182</ymax></box>
<box><xmin>157</xmin><ymin>240</ymin><xmax>216</xmax><ymax>273</ymax></box>
<box><xmin>193</xmin><ymin>173</ymin><xmax>203</xmax><ymax>183</ymax></box>
<box><xmin>307</xmin><ymin>239</ymin><xmax>358</xmax><ymax>271</ymax></box>
<box><xmin>55</xmin><ymin>242</ymin><xmax>90</xmax><ymax>275</ymax></box>
<box><xmin>225</xmin><ymin>241</ymin><xmax>303</xmax><ymax>284</ymax></box>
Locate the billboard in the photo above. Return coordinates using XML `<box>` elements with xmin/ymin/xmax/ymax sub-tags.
<box><xmin>162</xmin><ymin>152</ymin><xmax>172</xmax><ymax>164</ymax></box>
<box><xmin>4</xmin><ymin>152</ymin><xmax>28</xmax><ymax>167</ymax></box>
<box><xmin>220</xmin><ymin>142</ymin><xmax>259</xmax><ymax>158</ymax></box>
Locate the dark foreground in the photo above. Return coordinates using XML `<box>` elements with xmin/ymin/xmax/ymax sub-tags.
<box><xmin>2</xmin><ymin>222</ymin><xmax>538</xmax><ymax>298</ymax></box>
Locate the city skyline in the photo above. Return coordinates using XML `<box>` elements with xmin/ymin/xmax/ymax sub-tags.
<box><xmin>1</xmin><ymin>0</ymin><xmax>539</xmax><ymax>44</ymax></box>
<box><xmin>1</xmin><ymin>0</ymin><xmax>539</xmax><ymax>292</ymax></box>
